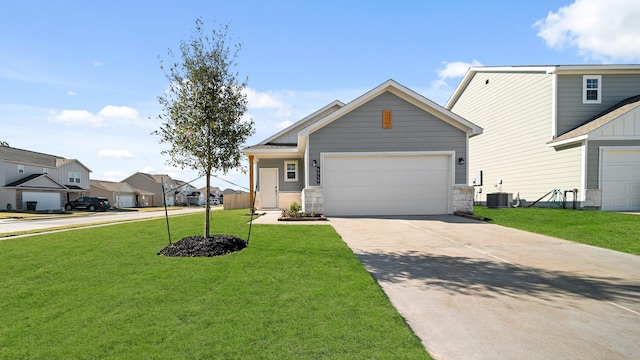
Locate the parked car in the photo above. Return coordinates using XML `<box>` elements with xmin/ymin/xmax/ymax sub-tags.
<box><xmin>209</xmin><ymin>199</ymin><xmax>220</xmax><ymax>205</ymax></box>
<box><xmin>65</xmin><ymin>197</ymin><xmax>110</xmax><ymax>212</ymax></box>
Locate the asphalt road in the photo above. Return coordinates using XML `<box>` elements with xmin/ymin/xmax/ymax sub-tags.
<box><xmin>0</xmin><ymin>207</ymin><xmax>207</xmax><ymax>237</ymax></box>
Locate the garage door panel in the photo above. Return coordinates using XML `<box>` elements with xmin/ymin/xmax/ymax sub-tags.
<box><xmin>602</xmin><ymin>149</ymin><xmax>640</xmax><ymax>211</ymax></box>
<box><xmin>22</xmin><ymin>192</ymin><xmax>61</xmax><ymax>211</ymax></box>
<box><xmin>323</xmin><ymin>154</ymin><xmax>451</xmax><ymax>216</ymax></box>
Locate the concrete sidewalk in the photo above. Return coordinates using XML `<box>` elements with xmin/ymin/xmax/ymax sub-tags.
<box><xmin>249</xmin><ymin>210</ymin><xmax>332</xmax><ymax>225</ymax></box>
<box><xmin>330</xmin><ymin>215</ymin><xmax>640</xmax><ymax>360</ymax></box>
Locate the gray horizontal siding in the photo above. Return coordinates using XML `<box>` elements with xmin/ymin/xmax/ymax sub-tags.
<box><xmin>585</xmin><ymin>140</ymin><xmax>640</xmax><ymax>189</ymax></box>
<box><xmin>309</xmin><ymin>92</ymin><xmax>467</xmax><ymax>185</ymax></box>
<box><xmin>557</xmin><ymin>74</ymin><xmax>640</xmax><ymax>135</ymax></box>
<box><xmin>256</xmin><ymin>158</ymin><xmax>305</xmax><ymax>192</ymax></box>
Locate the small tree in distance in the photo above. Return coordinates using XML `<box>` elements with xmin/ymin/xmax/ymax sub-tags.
<box><xmin>153</xmin><ymin>18</ymin><xmax>254</xmax><ymax>238</ymax></box>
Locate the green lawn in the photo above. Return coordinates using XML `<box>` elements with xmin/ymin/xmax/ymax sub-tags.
<box><xmin>474</xmin><ymin>207</ymin><xmax>640</xmax><ymax>255</ymax></box>
<box><xmin>0</xmin><ymin>209</ymin><xmax>429</xmax><ymax>359</ymax></box>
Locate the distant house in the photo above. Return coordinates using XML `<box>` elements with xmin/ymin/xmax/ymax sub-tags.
<box><xmin>198</xmin><ymin>186</ymin><xmax>222</xmax><ymax>205</ymax></box>
<box><xmin>121</xmin><ymin>172</ymin><xmax>177</xmax><ymax>207</ymax></box>
<box><xmin>446</xmin><ymin>65</ymin><xmax>640</xmax><ymax>211</ymax></box>
<box><xmin>243</xmin><ymin>79</ymin><xmax>482</xmax><ymax>216</ymax></box>
<box><xmin>175</xmin><ymin>180</ymin><xmax>200</xmax><ymax>206</ymax></box>
<box><xmin>0</xmin><ymin>146</ymin><xmax>91</xmax><ymax>211</ymax></box>
<box><xmin>90</xmin><ymin>179</ymin><xmax>153</xmax><ymax>208</ymax></box>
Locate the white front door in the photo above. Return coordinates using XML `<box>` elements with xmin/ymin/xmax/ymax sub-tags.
<box><xmin>260</xmin><ymin>168</ymin><xmax>278</xmax><ymax>208</ymax></box>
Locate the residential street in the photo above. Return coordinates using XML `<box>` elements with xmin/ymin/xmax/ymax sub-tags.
<box><xmin>0</xmin><ymin>207</ymin><xmax>206</xmax><ymax>237</ymax></box>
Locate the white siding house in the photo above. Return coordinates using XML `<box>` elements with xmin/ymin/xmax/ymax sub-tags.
<box><xmin>447</xmin><ymin>65</ymin><xmax>640</xmax><ymax>211</ymax></box>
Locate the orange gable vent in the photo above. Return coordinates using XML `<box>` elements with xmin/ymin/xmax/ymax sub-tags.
<box><xmin>382</xmin><ymin>109</ymin><xmax>392</xmax><ymax>129</ymax></box>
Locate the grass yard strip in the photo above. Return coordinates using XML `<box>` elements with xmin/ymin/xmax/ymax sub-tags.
<box><xmin>474</xmin><ymin>207</ymin><xmax>640</xmax><ymax>255</ymax></box>
<box><xmin>0</xmin><ymin>209</ymin><xmax>430</xmax><ymax>359</ymax></box>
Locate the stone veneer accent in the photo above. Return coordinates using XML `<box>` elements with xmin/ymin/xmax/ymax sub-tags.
<box><xmin>302</xmin><ymin>188</ymin><xmax>324</xmax><ymax>214</ymax></box>
<box><xmin>453</xmin><ymin>185</ymin><xmax>474</xmax><ymax>214</ymax></box>
<box><xmin>583</xmin><ymin>189</ymin><xmax>602</xmax><ymax>210</ymax></box>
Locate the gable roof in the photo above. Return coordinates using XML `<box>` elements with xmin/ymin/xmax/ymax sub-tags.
<box><xmin>245</xmin><ymin>79</ymin><xmax>482</xmax><ymax>157</ymax></box>
<box><xmin>548</xmin><ymin>94</ymin><xmax>640</xmax><ymax>146</ymax></box>
<box><xmin>259</xmin><ymin>100</ymin><xmax>345</xmax><ymax>145</ymax></box>
<box><xmin>300</xmin><ymin>79</ymin><xmax>482</xmax><ymax>137</ymax></box>
<box><xmin>5</xmin><ymin>174</ymin><xmax>68</xmax><ymax>190</ymax></box>
<box><xmin>446</xmin><ymin>64</ymin><xmax>640</xmax><ymax>109</ymax></box>
<box><xmin>123</xmin><ymin>172</ymin><xmax>175</xmax><ymax>185</ymax></box>
<box><xmin>90</xmin><ymin>179</ymin><xmax>136</xmax><ymax>193</ymax></box>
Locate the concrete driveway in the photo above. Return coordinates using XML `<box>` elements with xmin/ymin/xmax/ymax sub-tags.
<box><xmin>329</xmin><ymin>215</ymin><xmax>640</xmax><ymax>360</ymax></box>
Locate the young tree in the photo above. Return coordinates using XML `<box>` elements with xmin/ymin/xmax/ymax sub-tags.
<box><xmin>154</xmin><ymin>19</ymin><xmax>254</xmax><ymax>238</ymax></box>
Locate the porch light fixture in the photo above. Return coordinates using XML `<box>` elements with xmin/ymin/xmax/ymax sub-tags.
<box><xmin>312</xmin><ymin>160</ymin><xmax>317</xmax><ymax>167</ymax></box>
<box><xmin>458</xmin><ymin>157</ymin><xmax>465</xmax><ymax>165</ymax></box>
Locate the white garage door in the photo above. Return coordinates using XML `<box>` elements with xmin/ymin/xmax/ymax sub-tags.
<box><xmin>116</xmin><ymin>195</ymin><xmax>134</xmax><ymax>208</ymax></box>
<box><xmin>22</xmin><ymin>192</ymin><xmax>62</xmax><ymax>211</ymax></box>
<box><xmin>602</xmin><ymin>148</ymin><xmax>640</xmax><ymax>211</ymax></box>
<box><xmin>322</xmin><ymin>153</ymin><xmax>452</xmax><ymax>216</ymax></box>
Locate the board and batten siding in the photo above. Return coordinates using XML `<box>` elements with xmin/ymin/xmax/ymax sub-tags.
<box><xmin>450</xmin><ymin>71</ymin><xmax>583</xmax><ymax>202</ymax></box>
<box><xmin>556</xmin><ymin>74</ymin><xmax>640</xmax><ymax>136</ymax></box>
<box><xmin>54</xmin><ymin>161</ymin><xmax>90</xmax><ymax>190</ymax></box>
<box><xmin>308</xmin><ymin>92</ymin><xmax>467</xmax><ymax>185</ymax></box>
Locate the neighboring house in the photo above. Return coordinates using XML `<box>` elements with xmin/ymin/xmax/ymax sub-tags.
<box><xmin>121</xmin><ymin>172</ymin><xmax>177</xmax><ymax>207</ymax></box>
<box><xmin>175</xmin><ymin>180</ymin><xmax>200</xmax><ymax>206</ymax></box>
<box><xmin>90</xmin><ymin>180</ymin><xmax>147</xmax><ymax>208</ymax></box>
<box><xmin>198</xmin><ymin>186</ymin><xmax>223</xmax><ymax>205</ymax></box>
<box><xmin>446</xmin><ymin>64</ymin><xmax>640</xmax><ymax>211</ymax></box>
<box><xmin>0</xmin><ymin>146</ymin><xmax>91</xmax><ymax>210</ymax></box>
<box><xmin>243</xmin><ymin>79</ymin><xmax>482</xmax><ymax>216</ymax></box>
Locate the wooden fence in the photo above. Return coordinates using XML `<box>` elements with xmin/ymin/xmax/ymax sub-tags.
<box><xmin>223</xmin><ymin>193</ymin><xmax>250</xmax><ymax>210</ymax></box>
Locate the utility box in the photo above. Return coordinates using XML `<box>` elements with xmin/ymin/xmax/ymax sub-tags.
<box><xmin>486</xmin><ymin>193</ymin><xmax>512</xmax><ymax>208</ymax></box>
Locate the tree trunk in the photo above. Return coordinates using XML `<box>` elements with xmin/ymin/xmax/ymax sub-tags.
<box><xmin>204</xmin><ymin>171</ymin><xmax>211</xmax><ymax>238</ymax></box>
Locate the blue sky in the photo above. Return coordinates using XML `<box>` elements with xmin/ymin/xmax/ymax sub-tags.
<box><xmin>2</xmin><ymin>0</ymin><xmax>639</xmax><ymax>190</ymax></box>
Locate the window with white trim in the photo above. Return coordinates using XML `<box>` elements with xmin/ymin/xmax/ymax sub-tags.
<box><xmin>68</xmin><ymin>171</ymin><xmax>81</xmax><ymax>183</ymax></box>
<box><xmin>583</xmin><ymin>75</ymin><xmax>602</xmax><ymax>104</ymax></box>
<box><xmin>43</xmin><ymin>168</ymin><xmax>49</xmax><ymax>174</ymax></box>
<box><xmin>284</xmin><ymin>160</ymin><xmax>298</xmax><ymax>182</ymax></box>
<box><xmin>18</xmin><ymin>165</ymin><xmax>24</xmax><ymax>174</ymax></box>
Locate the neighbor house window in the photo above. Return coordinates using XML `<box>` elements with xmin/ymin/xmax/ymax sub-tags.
<box><xmin>284</xmin><ymin>160</ymin><xmax>298</xmax><ymax>182</ymax></box>
<box><xmin>43</xmin><ymin>168</ymin><xmax>49</xmax><ymax>175</ymax></box>
<box><xmin>69</xmin><ymin>171</ymin><xmax>81</xmax><ymax>183</ymax></box>
<box><xmin>583</xmin><ymin>75</ymin><xmax>602</xmax><ymax>104</ymax></box>
<box><xmin>18</xmin><ymin>165</ymin><xmax>24</xmax><ymax>174</ymax></box>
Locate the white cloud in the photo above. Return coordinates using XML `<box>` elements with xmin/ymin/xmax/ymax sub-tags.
<box><xmin>437</xmin><ymin>60</ymin><xmax>483</xmax><ymax>80</ymax></box>
<box><xmin>98</xmin><ymin>149</ymin><xmax>134</xmax><ymax>159</ymax></box>
<box><xmin>48</xmin><ymin>105</ymin><xmax>141</xmax><ymax>127</ymax></box>
<box><xmin>93</xmin><ymin>60</ymin><xmax>103</xmax><ymax>67</ymax></box>
<box><xmin>534</xmin><ymin>0</ymin><xmax>640</xmax><ymax>61</ymax></box>
<box><xmin>48</xmin><ymin>109</ymin><xmax>105</xmax><ymax>127</ymax></box>
<box><xmin>244</xmin><ymin>87</ymin><xmax>286</xmax><ymax>109</ymax></box>
<box><xmin>67</xmin><ymin>90</ymin><xmax>76</xmax><ymax>96</ymax></box>
<box><xmin>417</xmin><ymin>60</ymin><xmax>483</xmax><ymax>105</ymax></box>
<box><xmin>140</xmin><ymin>166</ymin><xmax>154</xmax><ymax>173</ymax></box>
<box><xmin>98</xmin><ymin>105</ymin><xmax>139</xmax><ymax>120</ymax></box>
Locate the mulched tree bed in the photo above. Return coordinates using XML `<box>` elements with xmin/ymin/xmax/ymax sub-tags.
<box><xmin>158</xmin><ymin>234</ymin><xmax>247</xmax><ymax>257</ymax></box>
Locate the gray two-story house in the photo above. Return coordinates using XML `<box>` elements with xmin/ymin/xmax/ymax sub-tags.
<box><xmin>244</xmin><ymin>80</ymin><xmax>482</xmax><ymax>216</ymax></box>
<box><xmin>446</xmin><ymin>65</ymin><xmax>640</xmax><ymax>211</ymax></box>
<box><xmin>0</xmin><ymin>146</ymin><xmax>91</xmax><ymax>210</ymax></box>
